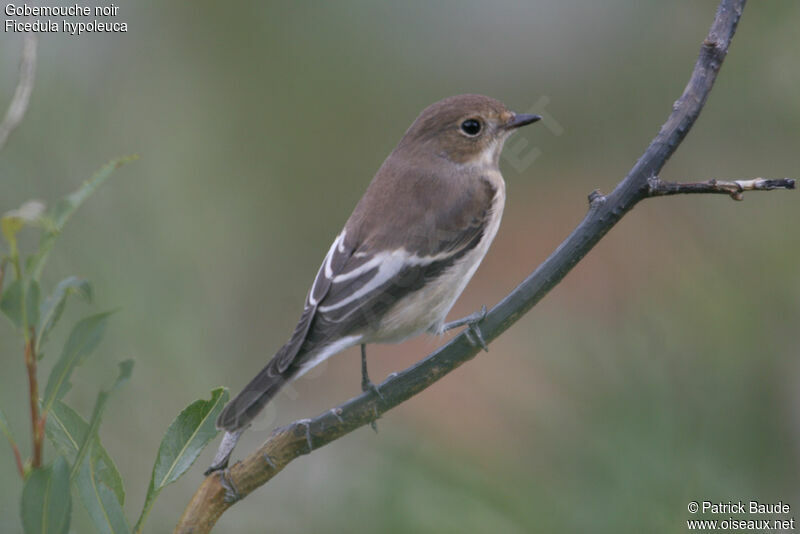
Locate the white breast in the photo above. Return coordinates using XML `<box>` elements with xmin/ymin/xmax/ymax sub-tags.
<box><xmin>373</xmin><ymin>173</ymin><xmax>506</xmax><ymax>342</ymax></box>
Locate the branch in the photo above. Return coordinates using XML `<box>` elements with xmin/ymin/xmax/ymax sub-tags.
<box><xmin>176</xmin><ymin>1</ymin><xmax>789</xmax><ymax>531</ymax></box>
<box><xmin>25</xmin><ymin>330</ymin><xmax>43</xmax><ymax>469</ymax></box>
<box><xmin>648</xmin><ymin>176</ymin><xmax>795</xmax><ymax>201</ymax></box>
<box><xmin>0</xmin><ymin>33</ymin><xmax>38</xmax><ymax>152</ymax></box>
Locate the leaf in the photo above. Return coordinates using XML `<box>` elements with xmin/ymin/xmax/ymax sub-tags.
<box><xmin>37</xmin><ymin>276</ymin><xmax>93</xmax><ymax>351</ymax></box>
<box><xmin>27</xmin><ymin>156</ymin><xmax>137</xmax><ymax>281</ymax></box>
<box><xmin>26</xmin><ymin>279</ymin><xmax>40</xmax><ymax>329</ymax></box>
<box><xmin>1</xmin><ymin>279</ymin><xmax>40</xmax><ymax>330</ymax></box>
<box><xmin>42</xmin><ymin>311</ymin><xmax>114</xmax><ymax>414</ymax></box>
<box><xmin>21</xmin><ymin>456</ymin><xmax>72</xmax><ymax>534</ymax></box>
<box><xmin>133</xmin><ymin>387</ymin><xmax>228</xmax><ymax>534</ymax></box>
<box><xmin>0</xmin><ymin>279</ymin><xmax>22</xmax><ymax>327</ymax></box>
<box><xmin>45</xmin><ymin>401</ymin><xmax>124</xmax><ymax>504</ymax></box>
<box><xmin>75</xmin><ymin>448</ymin><xmax>131</xmax><ymax>534</ymax></box>
<box><xmin>70</xmin><ymin>360</ymin><xmax>133</xmax><ymax>480</ymax></box>
<box><xmin>69</xmin><ymin>361</ymin><xmax>133</xmax><ymax>534</ymax></box>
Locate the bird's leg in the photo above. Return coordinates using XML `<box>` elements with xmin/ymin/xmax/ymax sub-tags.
<box><xmin>360</xmin><ymin>344</ymin><xmax>384</xmax><ymax>400</ymax></box>
<box><xmin>204</xmin><ymin>429</ymin><xmax>245</xmax><ymax>476</ymax></box>
<box><xmin>442</xmin><ymin>305</ymin><xmax>489</xmax><ymax>352</ymax></box>
<box><xmin>361</xmin><ymin>344</ymin><xmax>383</xmax><ymax>433</ymax></box>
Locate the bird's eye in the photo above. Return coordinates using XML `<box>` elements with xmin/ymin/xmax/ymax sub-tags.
<box><xmin>460</xmin><ymin>119</ymin><xmax>482</xmax><ymax>136</ymax></box>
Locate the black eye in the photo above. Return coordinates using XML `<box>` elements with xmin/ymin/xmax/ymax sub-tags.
<box><xmin>460</xmin><ymin>119</ymin><xmax>482</xmax><ymax>136</ymax></box>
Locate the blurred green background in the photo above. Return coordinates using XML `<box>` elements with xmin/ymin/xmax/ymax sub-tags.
<box><xmin>1</xmin><ymin>1</ymin><xmax>798</xmax><ymax>532</ymax></box>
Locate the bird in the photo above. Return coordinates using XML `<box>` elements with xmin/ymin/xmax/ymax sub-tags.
<box><xmin>207</xmin><ymin>94</ymin><xmax>540</xmax><ymax>473</ymax></box>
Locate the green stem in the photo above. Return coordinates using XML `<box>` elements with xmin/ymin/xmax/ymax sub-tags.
<box><xmin>133</xmin><ymin>488</ymin><xmax>160</xmax><ymax>534</ymax></box>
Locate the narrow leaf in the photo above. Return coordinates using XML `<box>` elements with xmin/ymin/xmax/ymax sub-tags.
<box><xmin>37</xmin><ymin>276</ymin><xmax>93</xmax><ymax>351</ymax></box>
<box><xmin>45</xmin><ymin>401</ymin><xmax>125</xmax><ymax>504</ymax></box>
<box><xmin>69</xmin><ymin>362</ymin><xmax>133</xmax><ymax>534</ymax></box>
<box><xmin>27</xmin><ymin>156</ymin><xmax>137</xmax><ymax>281</ymax></box>
<box><xmin>21</xmin><ymin>456</ymin><xmax>72</xmax><ymax>534</ymax></box>
<box><xmin>26</xmin><ymin>279</ymin><xmax>40</xmax><ymax>329</ymax></box>
<box><xmin>1</xmin><ymin>279</ymin><xmax>40</xmax><ymax>330</ymax></box>
<box><xmin>76</xmin><ymin>447</ymin><xmax>131</xmax><ymax>534</ymax></box>
<box><xmin>0</xmin><ymin>279</ymin><xmax>22</xmax><ymax>327</ymax></box>
<box><xmin>70</xmin><ymin>360</ymin><xmax>134</xmax><ymax>480</ymax></box>
<box><xmin>134</xmin><ymin>387</ymin><xmax>228</xmax><ymax>534</ymax></box>
<box><xmin>42</xmin><ymin>311</ymin><xmax>114</xmax><ymax>414</ymax></box>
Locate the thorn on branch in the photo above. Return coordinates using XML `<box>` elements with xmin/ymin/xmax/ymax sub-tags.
<box><xmin>588</xmin><ymin>189</ymin><xmax>606</xmax><ymax>206</ymax></box>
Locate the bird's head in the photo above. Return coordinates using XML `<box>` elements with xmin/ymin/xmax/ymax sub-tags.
<box><xmin>397</xmin><ymin>94</ymin><xmax>541</xmax><ymax>167</ymax></box>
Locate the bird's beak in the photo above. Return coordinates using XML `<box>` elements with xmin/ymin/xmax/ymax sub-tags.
<box><xmin>505</xmin><ymin>113</ymin><xmax>542</xmax><ymax>130</ymax></box>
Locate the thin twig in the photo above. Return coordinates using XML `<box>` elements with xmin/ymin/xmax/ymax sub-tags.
<box><xmin>11</xmin><ymin>441</ymin><xmax>24</xmax><ymax>478</ymax></box>
<box><xmin>174</xmin><ymin>1</ymin><xmax>786</xmax><ymax>532</ymax></box>
<box><xmin>24</xmin><ymin>330</ymin><xmax>43</xmax><ymax>468</ymax></box>
<box><xmin>648</xmin><ymin>176</ymin><xmax>795</xmax><ymax>201</ymax></box>
<box><xmin>0</xmin><ymin>33</ymin><xmax>38</xmax><ymax>152</ymax></box>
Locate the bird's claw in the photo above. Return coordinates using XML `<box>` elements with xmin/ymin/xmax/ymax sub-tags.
<box><xmin>296</xmin><ymin>418</ymin><xmax>314</xmax><ymax>454</ymax></box>
<box><xmin>205</xmin><ymin>429</ymin><xmax>244</xmax><ymax>476</ymax></box>
<box><xmin>220</xmin><ymin>468</ymin><xmax>241</xmax><ymax>503</ymax></box>
<box><xmin>361</xmin><ymin>379</ymin><xmax>385</xmax><ymax>401</ymax></box>
<box><xmin>465</xmin><ymin>321</ymin><xmax>488</xmax><ymax>352</ymax></box>
<box><xmin>444</xmin><ymin>305</ymin><xmax>489</xmax><ymax>352</ymax></box>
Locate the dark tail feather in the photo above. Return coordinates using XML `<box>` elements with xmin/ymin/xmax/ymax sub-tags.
<box><xmin>216</xmin><ymin>360</ymin><xmax>294</xmax><ymax>432</ymax></box>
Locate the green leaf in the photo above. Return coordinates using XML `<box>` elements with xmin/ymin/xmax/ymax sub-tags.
<box><xmin>45</xmin><ymin>401</ymin><xmax>125</xmax><ymax>504</ymax></box>
<box><xmin>1</xmin><ymin>279</ymin><xmax>40</xmax><ymax>330</ymax></box>
<box><xmin>133</xmin><ymin>387</ymin><xmax>228</xmax><ymax>534</ymax></box>
<box><xmin>21</xmin><ymin>456</ymin><xmax>72</xmax><ymax>534</ymax></box>
<box><xmin>70</xmin><ymin>360</ymin><xmax>133</xmax><ymax>480</ymax></box>
<box><xmin>27</xmin><ymin>156</ymin><xmax>137</xmax><ymax>281</ymax></box>
<box><xmin>75</xmin><ymin>447</ymin><xmax>131</xmax><ymax>534</ymax></box>
<box><xmin>42</xmin><ymin>311</ymin><xmax>114</xmax><ymax>414</ymax></box>
<box><xmin>26</xmin><ymin>279</ymin><xmax>40</xmax><ymax>329</ymax></box>
<box><xmin>0</xmin><ymin>279</ymin><xmax>22</xmax><ymax>327</ymax></box>
<box><xmin>68</xmin><ymin>361</ymin><xmax>133</xmax><ymax>534</ymax></box>
<box><xmin>37</xmin><ymin>276</ymin><xmax>93</xmax><ymax>351</ymax></box>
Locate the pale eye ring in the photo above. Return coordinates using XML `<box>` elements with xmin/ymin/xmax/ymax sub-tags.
<box><xmin>460</xmin><ymin>118</ymin><xmax>482</xmax><ymax>136</ymax></box>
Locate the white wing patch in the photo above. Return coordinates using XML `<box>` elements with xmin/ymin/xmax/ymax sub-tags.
<box><xmin>318</xmin><ymin>248</ymin><xmax>457</xmax><ymax>313</ymax></box>
<box><xmin>319</xmin><ymin>251</ymin><xmax>405</xmax><ymax>313</ymax></box>
<box><xmin>308</xmin><ymin>230</ymin><xmax>346</xmax><ymax>306</ymax></box>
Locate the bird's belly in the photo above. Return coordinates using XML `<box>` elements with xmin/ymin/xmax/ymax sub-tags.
<box><xmin>370</xmin><ymin>181</ymin><xmax>505</xmax><ymax>344</ymax></box>
<box><xmin>371</xmin><ymin>261</ymin><xmax>476</xmax><ymax>343</ymax></box>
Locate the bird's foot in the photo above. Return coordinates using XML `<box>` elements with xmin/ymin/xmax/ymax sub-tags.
<box><xmin>360</xmin><ymin>344</ymin><xmax>384</xmax><ymax>400</ymax></box>
<box><xmin>205</xmin><ymin>429</ymin><xmax>245</xmax><ymax>476</ymax></box>
<box><xmin>361</xmin><ymin>377</ymin><xmax>385</xmax><ymax>401</ymax></box>
<box><xmin>443</xmin><ymin>305</ymin><xmax>489</xmax><ymax>352</ymax></box>
<box><xmin>219</xmin><ymin>468</ymin><xmax>241</xmax><ymax>503</ymax></box>
<box><xmin>296</xmin><ymin>418</ymin><xmax>314</xmax><ymax>454</ymax></box>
